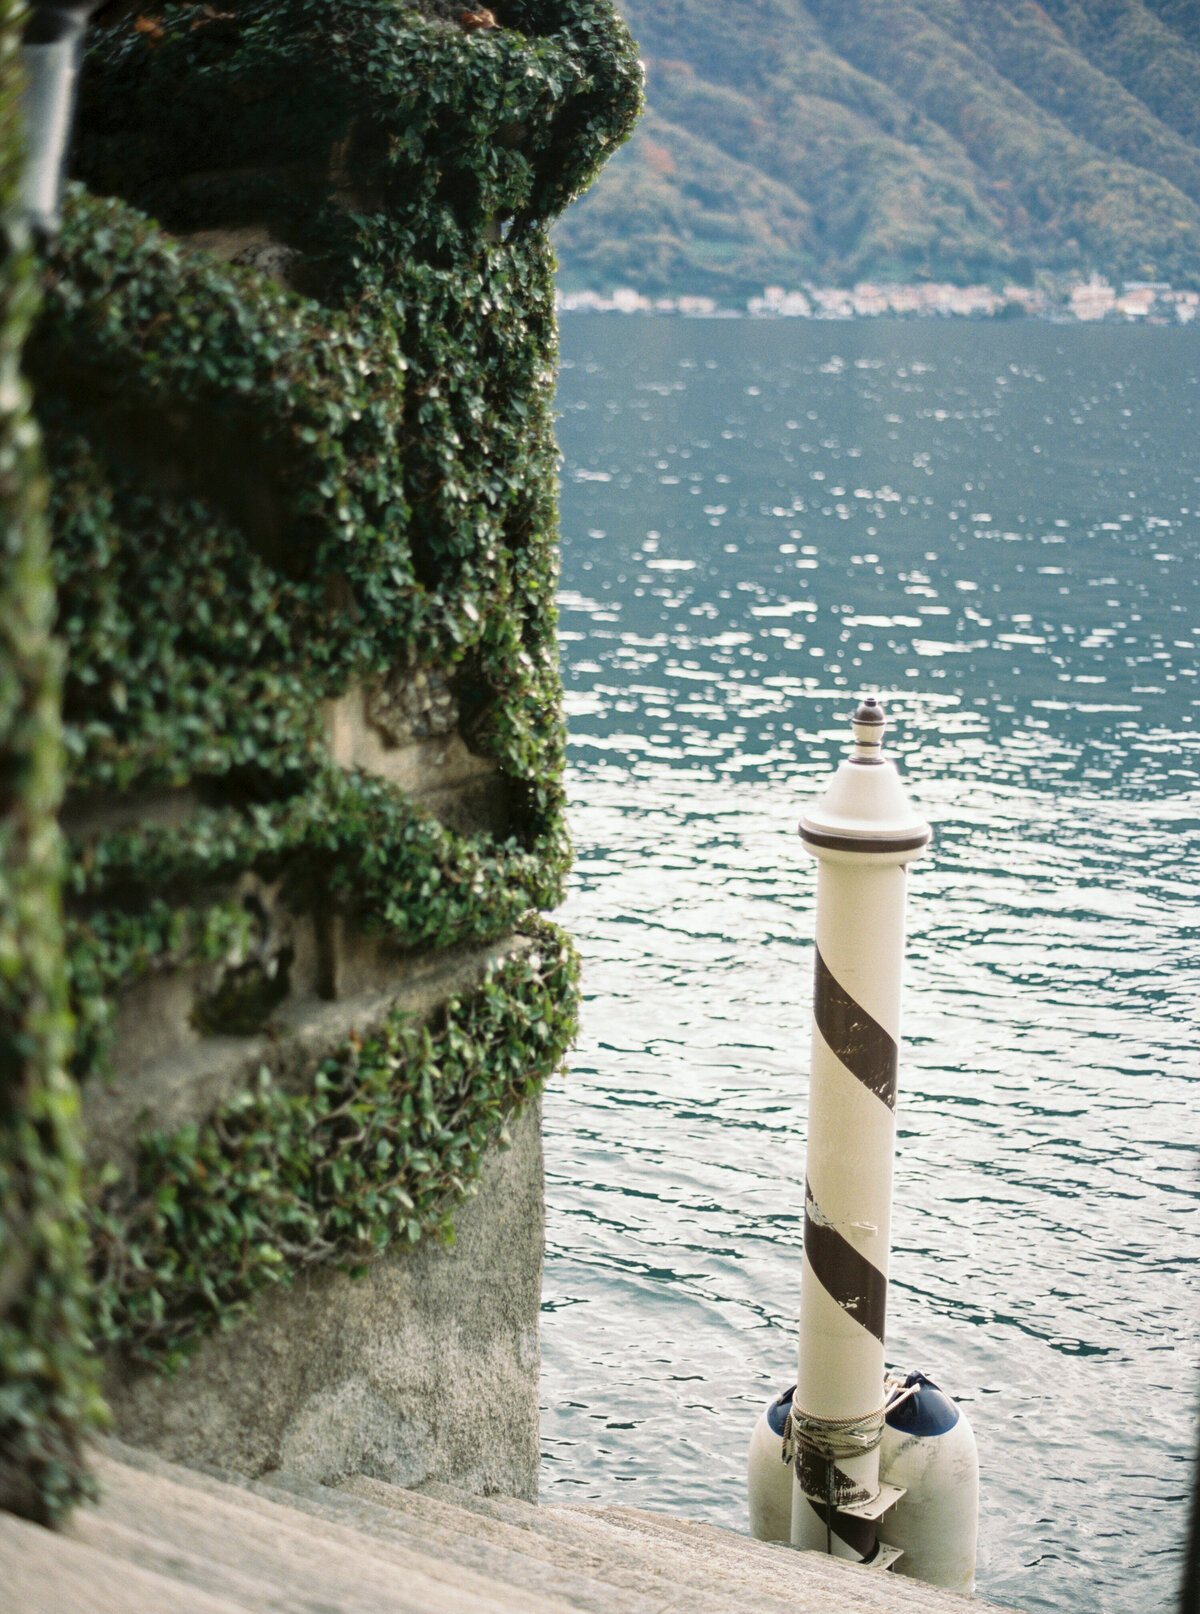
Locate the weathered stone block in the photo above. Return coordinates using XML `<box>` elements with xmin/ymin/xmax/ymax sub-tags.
<box><xmin>102</xmin><ymin>1098</ymin><xmax>545</xmax><ymax>1501</ymax></box>
<box><xmin>324</xmin><ymin>679</ymin><xmax>511</xmax><ymax>839</ymax></box>
<box><xmin>83</xmin><ymin>935</ymin><xmax>528</xmax><ymax>1180</ymax></box>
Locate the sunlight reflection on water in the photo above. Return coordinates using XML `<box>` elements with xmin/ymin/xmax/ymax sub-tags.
<box><xmin>540</xmin><ymin>317</ymin><xmax>1199</xmax><ymax>1614</ymax></box>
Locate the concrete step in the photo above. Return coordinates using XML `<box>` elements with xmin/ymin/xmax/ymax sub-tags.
<box><xmin>588</xmin><ymin>1506</ymin><xmax>988</xmax><ymax>1611</ymax></box>
<box><xmin>285</xmin><ymin>1471</ymin><xmax>678</xmax><ymax>1614</ymax></box>
<box><xmin>381</xmin><ymin>1478</ymin><xmax>996</xmax><ymax>1614</ymax></box>
<box><xmin>72</xmin><ymin>1445</ymin><xmax>578</xmax><ymax>1614</ymax></box>
<box><xmin>2</xmin><ymin>1439</ymin><xmax>1016</xmax><ymax>1614</ymax></box>
<box><xmin>359</xmin><ymin>1476</ymin><xmax>859</xmax><ymax>1612</ymax></box>
<box><xmin>0</xmin><ymin>1506</ymin><xmax>254</xmax><ymax>1614</ymax></box>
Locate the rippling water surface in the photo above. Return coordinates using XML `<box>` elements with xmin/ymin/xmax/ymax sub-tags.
<box><xmin>537</xmin><ymin>316</ymin><xmax>1199</xmax><ymax>1614</ymax></box>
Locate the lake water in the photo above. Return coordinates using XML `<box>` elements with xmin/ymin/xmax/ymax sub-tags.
<box><xmin>538</xmin><ymin>315</ymin><xmax>1200</xmax><ymax>1614</ymax></box>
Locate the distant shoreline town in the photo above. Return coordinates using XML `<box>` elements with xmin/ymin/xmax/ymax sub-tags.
<box><xmin>557</xmin><ymin>277</ymin><xmax>1200</xmax><ymax>324</ymax></box>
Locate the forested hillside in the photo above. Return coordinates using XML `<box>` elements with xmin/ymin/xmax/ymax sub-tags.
<box><xmin>552</xmin><ymin>0</ymin><xmax>1200</xmax><ymax>296</ymax></box>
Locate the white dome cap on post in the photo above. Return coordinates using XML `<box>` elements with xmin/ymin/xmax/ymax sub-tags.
<box><xmin>799</xmin><ymin>698</ymin><xmax>931</xmax><ymax>866</ymax></box>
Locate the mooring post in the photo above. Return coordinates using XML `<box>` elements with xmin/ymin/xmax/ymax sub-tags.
<box><xmin>789</xmin><ymin>697</ymin><xmax>930</xmax><ymax>1565</ymax></box>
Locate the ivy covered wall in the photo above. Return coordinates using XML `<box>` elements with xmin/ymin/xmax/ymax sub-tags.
<box><xmin>3</xmin><ymin>0</ymin><xmax>641</xmax><ymax>1522</ymax></box>
<box><xmin>0</xmin><ymin>0</ymin><xmax>105</xmax><ymax>1525</ymax></box>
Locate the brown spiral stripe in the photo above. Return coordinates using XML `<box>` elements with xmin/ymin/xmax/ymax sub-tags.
<box><xmin>812</xmin><ymin>949</ymin><xmax>898</xmax><ymax>1110</ymax></box>
<box><xmin>803</xmin><ymin>1178</ymin><xmax>887</xmax><ymax>1346</ymax></box>
<box><xmin>798</xmin><ymin>950</ymin><xmax>898</xmax><ymax>1559</ymax></box>
<box><xmin>804</xmin><ymin>1496</ymin><xmax>881</xmax><ymax>1561</ymax></box>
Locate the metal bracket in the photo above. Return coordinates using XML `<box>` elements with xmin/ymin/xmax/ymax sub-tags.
<box><xmin>838</xmin><ymin>1481</ymin><xmax>906</xmax><ymax>1521</ymax></box>
<box><xmin>869</xmin><ymin>1541</ymin><xmax>905</xmax><ymax>1572</ymax></box>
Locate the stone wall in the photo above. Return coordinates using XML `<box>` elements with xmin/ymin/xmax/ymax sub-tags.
<box><xmin>103</xmin><ymin>1099</ymin><xmax>546</xmax><ymax>1500</ymax></box>
<box><xmin>1</xmin><ymin>0</ymin><xmax>641</xmax><ymax>1521</ymax></box>
<box><xmin>0</xmin><ymin>0</ymin><xmax>103</xmax><ymax>1522</ymax></box>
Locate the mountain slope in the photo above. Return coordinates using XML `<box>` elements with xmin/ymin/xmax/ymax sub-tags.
<box><xmin>551</xmin><ymin>0</ymin><xmax>1200</xmax><ymax>296</ymax></box>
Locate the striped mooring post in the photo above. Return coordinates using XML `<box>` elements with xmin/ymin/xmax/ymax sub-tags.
<box><xmin>789</xmin><ymin>696</ymin><xmax>931</xmax><ymax>1565</ymax></box>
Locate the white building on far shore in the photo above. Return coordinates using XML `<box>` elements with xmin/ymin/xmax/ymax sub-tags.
<box><xmin>1069</xmin><ymin>277</ymin><xmax>1117</xmax><ymax>320</ymax></box>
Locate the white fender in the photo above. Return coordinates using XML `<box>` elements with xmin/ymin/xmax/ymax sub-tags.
<box><xmin>749</xmin><ymin>1372</ymin><xmax>978</xmax><ymax>1596</ymax></box>
<box><xmin>747</xmin><ymin>1387</ymin><xmax>794</xmax><ymax>1543</ymax></box>
<box><xmin>877</xmin><ymin>1372</ymin><xmax>979</xmax><ymax>1594</ymax></box>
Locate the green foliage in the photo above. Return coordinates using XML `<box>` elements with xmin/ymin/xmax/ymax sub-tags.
<box><xmin>556</xmin><ymin>108</ymin><xmax>820</xmax><ymax>294</ymax></box>
<box><xmin>38</xmin><ymin>192</ymin><xmax>560</xmax><ymax>797</ymax></box>
<box><xmin>2</xmin><ymin>0</ymin><xmax>638</xmax><ymax>1520</ymax></box>
<box><xmin>73</xmin><ymin>0</ymin><xmax>643</xmax><ymax>277</ymax></box>
<box><xmin>553</xmin><ymin>0</ymin><xmax>1200</xmax><ymax>295</ymax></box>
<box><xmin>34</xmin><ymin>190</ymin><xmax>574</xmax><ymax>1066</ymax></box>
<box><xmin>0</xmin><ymin>0</ymin><xmax>106</xmax><ymax>1525</ymax></box>
<box><xmin>90</xmin><ymin>921</ymin><xmax>579</xmax><ymax>1372</ymax></box>
<box><xmin>1036</xmin><ymin>0</ymin><xmax>1200</xmax><ymax>150</ymax></box>
<box><xmin>21</xmin><ymin>0</ymin><xmax>641</xmax><ymax>1078</ymax></box>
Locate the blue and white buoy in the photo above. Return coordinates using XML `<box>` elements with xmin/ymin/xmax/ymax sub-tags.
<box><xmin>876</xmin><ymin>1372</ymin><xmax>979</xmax><ymax>1593</ymax></box>
<box><xmin>747</xmin><ymin>1371</ymin><xmax>979</xmax><ymax>1593</ymax></box>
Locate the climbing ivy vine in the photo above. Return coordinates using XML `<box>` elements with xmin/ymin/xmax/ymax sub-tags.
<box><xmin>3</xmin><ymin>0</ymin><xmax>641</xmax><ymax>1523</ymax></box>
<box><xmin>0</xmin><ymin>0</ymin><xmax>105</xmax><ymax>1525</ymax></box>
<box><xmin>91</xmin><ymin>921</ymin><xmax>579</xmax><ymax>1375</ymax></box>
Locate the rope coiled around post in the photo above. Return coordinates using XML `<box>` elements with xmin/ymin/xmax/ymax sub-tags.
<box><xmin>780</xmin><ymin>1403</ymin><xmax>887</xmax><ymax>1467</ymax></box>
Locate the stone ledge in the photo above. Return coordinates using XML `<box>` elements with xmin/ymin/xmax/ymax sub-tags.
<box><xmin>60</xmin><ymin>786</ymin><xmax>202</xmax><ymax>841</ymax></box>
<box><xmin>324</xmin><ymin>679</ymin><xmax>511</xmax><ymax>839</ymax></box>
<box><xmin>84</xmin><ymin>933</ymin><xmax>530</xmax><ymax>1178</ymax></box>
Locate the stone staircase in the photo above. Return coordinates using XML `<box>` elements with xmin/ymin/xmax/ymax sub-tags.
<box><xmin>2</xmin><ymin>1439</ymin><xmax>1014</xmax><ymax>1614</ymax></box>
